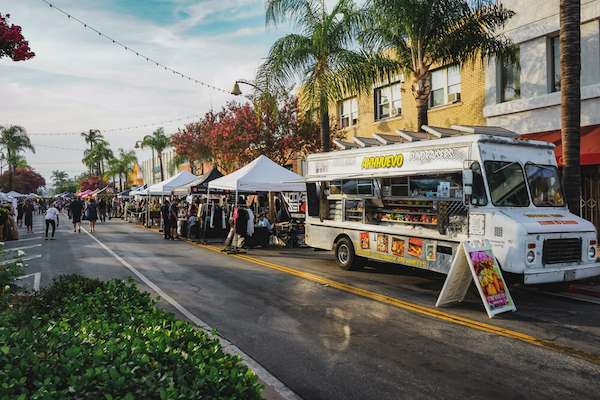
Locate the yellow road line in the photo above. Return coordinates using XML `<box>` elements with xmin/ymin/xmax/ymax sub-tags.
<box><xmin>118</xmin><ymin>218</ymin><xmax>600</xmax><ymax>365</ymax></box>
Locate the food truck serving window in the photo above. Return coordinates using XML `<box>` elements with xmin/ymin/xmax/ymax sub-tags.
<box><xmin>329</xmin><ymin>179</ymin><xmax>374</xmax><ymax>197</ymax></box>
<box><xmin>525</xmin><ymin>164</ymin><xmax>565</xmax><ymax>207</ymax></box>
<box><xmin>484</xmin><ymin>161</ymin><xmax>530</xmax><ymax>207</ymax></box>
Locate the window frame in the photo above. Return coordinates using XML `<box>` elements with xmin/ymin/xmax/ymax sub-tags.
<box><xmin>374</xmin><ymin>82</ymin><xmax>402</xmax><ymax>121</ymax></box>
<box><xmin>429</xmin><ymin>64</ymin><xmax>462</xmax><ymax>108</ymax></box>
<box><xmin>339</xmin><ymin>97</ymin><xmax>358</xmax><ymax>128</ymax></box>
<box><xmin>550</xmin><ymin>36</ymin><xmax>561</xmax><ymax>93</ymax></box>
<box><xmin>499</xmin><ymin>48</ymin><xmax>521</xmax><ymax>103</ymax></box>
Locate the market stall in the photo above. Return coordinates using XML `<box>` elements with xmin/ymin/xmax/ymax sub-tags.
<box><xmin>208</xmin><ymin>155</ymin><xmax>306</xmax><ymax>251</ymax></box>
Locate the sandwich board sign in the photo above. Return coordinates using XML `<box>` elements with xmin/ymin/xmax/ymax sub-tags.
<box><xmin>436</xmin><ymin>240</ymin><xmax>516</xmax><ymax>318</ymax></box>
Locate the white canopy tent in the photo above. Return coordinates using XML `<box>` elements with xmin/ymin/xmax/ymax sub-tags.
<box><xmin>208</xmin><ymin>155</ymin><xmax>306</xmax><ymax>192</ymax></box>
<box><xmin>6</xmin><ymin>191</ymin><xmax>26</xmax><ymax>198</ymax></box>
<box><xmin>137</xmin><ymin>170</ymin><xmax>198</xmax><ymax>196</ymax></box>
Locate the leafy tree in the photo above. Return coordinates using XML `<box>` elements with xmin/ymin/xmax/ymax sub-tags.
<box><xmin>56</xmin><ymin>182</ymin><xmax>79</xmax><ymax>194</ymax></box>
<box><xmin>79</xmin><ymin>176</ymin><xmax>100</xmax><ymax>192</ymax></box>
<box><xmin>0</xmin><ymin>125</ymin><xmax>35</xmax><ymax>191</ymax></box>
<box><xmin>172</xmin><ymin>90</ymin><xmax>325</xmax><ymax>173</ymax></box>
<box><xmin>362</xmin><ymin>0</ymin><xmax>515</xmax><ymax>131</ymax></box>
<box><xmin>0</xmin><ymin>13</ymin><xmax>35</xmax><ymax>61</ymax></box>
<box><xmin>259</xmin><ymin>0</ymin><xmax>376</xmax><ymax>152</ymax></box>
<box><xmin>51</xmin><ymin>170</ymin><xmax>69</xmax><ymax>188</ymax></box>
<box><xmin>105</xmin><ymin>157</ymin><xmax>123</xmax><ymax>191</ymax></box>
<box><xmin>560</xmin><ymin>0</ymin><xmax>581</xmax><ymax>215</ymax></box>
<box><xmin>0</xmin><ymin>167</ymin><xmax>45</xmax><ymax>193</ymax></box>
<box><xmin>141</xmin><ymin>128</ymin><xmax>170</xmax><ymax>182</ymax></box>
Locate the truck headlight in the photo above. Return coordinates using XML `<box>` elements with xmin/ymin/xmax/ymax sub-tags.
<box><xmin>589</xmin><ymin>247</ymin><xmax>596</xmax><ymax>259</ymax></box>
<box><xmin>527</xmin><ymin>251</ymin><xmax>535</xmax><ymax>263</ymax></box>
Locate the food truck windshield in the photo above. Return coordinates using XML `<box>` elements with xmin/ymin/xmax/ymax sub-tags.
<box><xmin>483</xmin><ymin>161</ymin><xmax>565</xmax><ymax>208</ymax></box>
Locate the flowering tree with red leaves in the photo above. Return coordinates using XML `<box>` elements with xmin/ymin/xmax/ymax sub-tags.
<box><xmin>79</xmin><ymin>176</ymin><xmax>99</xmax><ymax>192</ymax></box>
<box><xmin>172</xmin><ymin>89</ymin><xmax>332</xmax><ymax>173</ymax></box>
<box><xmin>0</xmin><ymin>168</ymin><xmax>45</xmax><ymax>193</ymax></box>
<box><xmin>0</xmin><ymin>13</ymin><xmax>35</xmax><ymax>61</ymax></box>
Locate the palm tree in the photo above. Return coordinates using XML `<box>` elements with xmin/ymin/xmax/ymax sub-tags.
<box><xmin>117</xmin><ymin>148</ymin><xmax>138</xmax><ymax>190</ymax></box>
<box><xmin>81</xmin><ymin>129</ymin><xmax>103</xmax><ymax>152</ymax></box>
<box><xmin>0</xmin><ymin>125</ymin><xmax>35</xmax><ymax>191</ymax></box>
<box><xmin>105</xmin><ymin>157</ymin><xmax>124</xmax><ymax>191</ymax></box>
<box><xmin>93</xmin><ymin>141</ymin><xmax>114</xmax><ymax>188</ymax></box>
<box><xmin>362</xmin><ymin>0</ymin><xmax>515</xmax><ymax>131</ymax></box>
<box><xmin>141</xmin><ymin>128</ymin><xmax>170</xmax><ymax>181</ymax></box>
<box><xmin>559</xmin><ymin>0</ymin><xmax>581</xmax><ymax>215</ymax></box>
<box><xmin>259</xmin><ymin>0</ymin><xmax>381</xmax><ymax>153</ymax></box>
<box><xmin>51</xmin><ymin>170</ymin><xmax>69</xmax><ymax>188</ymax></box>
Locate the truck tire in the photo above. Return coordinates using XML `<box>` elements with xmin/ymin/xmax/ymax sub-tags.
<box><xmin>335</xmin><ymin>237</ymin><xmax>363</xmax><ymax>271</ymax></box>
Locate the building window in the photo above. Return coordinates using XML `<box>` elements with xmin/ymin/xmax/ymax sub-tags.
<box><xmin>339</xmin><ymin>97</ymin><xmax>358</xmax><ymax>128</ymax></box>
<box><xmin>375</xmin><ymin>82</ymin><xmax>402</xmax><ymax>121</ymax></box>
<box><xmin>551</xmin><ymin>36</ymin><xmax>561</xmax><ymax>92</ymax></box>
<box><xmin>430</xmin><ymin>64</ymin><xmax>461</xmax><ymax>107</ymax></box>
<box><xmin>500</xmin><ymin>48</ymin><xmax>521</xmax><ymax>102</ymax></box>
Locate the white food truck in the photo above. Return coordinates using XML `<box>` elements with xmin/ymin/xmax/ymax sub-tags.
<box><xmin>302</xmin><ymin>125</ymin><xmax>599</xmax><ymax>285</ymax></box>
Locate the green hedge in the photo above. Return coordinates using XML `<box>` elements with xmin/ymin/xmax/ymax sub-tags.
<box><xmin>0</xmin><ymin>275</ymin><xmax>264</xmax><ymax>399</ymax></box>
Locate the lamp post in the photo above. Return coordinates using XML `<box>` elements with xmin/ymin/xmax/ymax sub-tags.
<box><xmin>231</xmin><ymin>79</ymin><xmax>265</xmax><ymax>97</ymax></box>
<box><xmin>135</xmin><ymin>140</ymin><xmax>155</xmax><ymax>185</ymax></box>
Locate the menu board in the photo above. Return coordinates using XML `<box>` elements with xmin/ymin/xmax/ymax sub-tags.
<box><xmin>436</xmin><ymin>240</ymin><xmax>516</xmax><ymax>318</ymax></box>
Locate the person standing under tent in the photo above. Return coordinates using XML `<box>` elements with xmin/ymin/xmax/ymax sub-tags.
<box><xmin>160</xmin><ymin>199</ymin><xmax>171</xmax><ymax>240</ymax></box>
<box><xmin>84</xmin><ymin>198</ymin><xmax>98</xmax><ymax>233</ymax></box>
<box><xmin>44</xmin><ymin>203</ymin><xmax>60</xmax><ymax>240</ymax></box>
<box><xmin>24</xmin><ymin>200</ymin><xmax>34</xmax><ymax>234</ymax></box>
<box><xmin>169</xmin><ymin>198</ymin><xmax>179</xmax><ymax>240</ymax></box>
<box><xmin>69</xmin><ymin>197</ymin><xmax>84</xmax><ymax>233</ymax></box>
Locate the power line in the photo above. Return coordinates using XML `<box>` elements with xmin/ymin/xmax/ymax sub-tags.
<box><xmin>28</xmin><ymin>114</ymin><xmax>200</xmax><ymax>136</ymax></box>
<box><xmin>32</xmin><ymin>144</ymin><xmax>86</xmax><ymax>151</ymax></box>
<box><xmin>40</xmin><ymin>0</ymin><xmax>230</xmax><ymax>95</ymax></box>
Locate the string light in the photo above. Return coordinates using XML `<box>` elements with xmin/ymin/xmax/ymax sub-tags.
<box><xmin>29</xmin><ymin>114</ymin><xmax>200</xmax><ymax>136</ymax></box>
<box><xmin>31</xmin><ymin>144</ymin><xmax>86</xmax><ymax>151</ymax></box>
<box><xmin>41</xmin><ymin>0</ymin><xmax>230</xmax><ymax>94</ymax></box>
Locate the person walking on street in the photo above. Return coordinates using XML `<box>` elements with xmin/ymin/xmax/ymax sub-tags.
<box><xmin>160</xmin><ymin>199</ymin><xmax>171</xmax><ymax>240</ymax></box>
<box><xmin>69</xmin><ymin>197</ymin><xmax>84</xmax><ymax>233</ymax></box>
<box><xmin>84</xmin><ymin>198</ymin><xmax>98</xmax><ymax>232</ymax></box>
<box><xmin>169</xmin><ymin>198</ymin><xmax>179</xmax><ymax>240</ymax></box>
<box><xmin>98</xmin><ymin>198</ymin><xmax>107</xmax><ymax>222</ymax></box>
<box><xmin>16</xmin><ymin>201</ymin><xmax>23</xmax><ymax>228</ymax></box>
<box><xmin>45</xmin><ymin>203</ymin><xmax>60</xmax><ymax>240</ymax></box>
<box><xmin>24</xmin><ymin>200</ymin><xmax>34</xmax><ymax>234</ymax></box>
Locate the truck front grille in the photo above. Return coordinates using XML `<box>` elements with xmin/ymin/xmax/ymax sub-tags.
<box><xmin>542</xmin><ymin>238</ymin><xmax>582</xmax><ymax>265</ymax></box>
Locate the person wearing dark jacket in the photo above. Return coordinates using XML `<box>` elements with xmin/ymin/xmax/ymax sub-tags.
<box><xmin>160</xmin><ymin>200</ymin><xmax>171</xmax><ymax>239</ymax></box>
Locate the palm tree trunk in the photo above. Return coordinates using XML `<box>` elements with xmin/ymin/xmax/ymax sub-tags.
<box><xmin>560</xmin><ymin>0</ymin><xmax>581</xmax><ymax>216</ymax></box>
<box><xmin>158</xmin><ymin>153</ymin><xmax>164</xmax><ymax>181</ymax></box>
<box><xmin>320</xmin><ymin>108</ymin><xmax>330</xmax><ymax>153</ymax></box>
<box><xmin>8</xmin><ymin>164</ymin><xmax>13</xmax><ymax>191</ymax></box>
<box><xmin>416</xmin><ymin>98</ymin><xmax>429</xmax><ymax>133</ymax></box>
<box><xmin>119</xmin><ymin>174</ymin><xmax>123</xmax><ymax>192</ymax></box>
<box><xmin>412</xmin><ymin>69</ymin><xmax>432</xmax><ymax>132</ymax></box>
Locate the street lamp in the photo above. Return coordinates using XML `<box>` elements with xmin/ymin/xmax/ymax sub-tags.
<box><xmin>231</xmin><ymin>79</ymin><xmax>265</xmax><ymax>97</ymax></box>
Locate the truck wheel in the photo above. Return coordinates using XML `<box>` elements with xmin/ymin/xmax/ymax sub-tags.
<box><xmin>336</xmin><ymin>238</ymin><xmax>362</xmax><ymax>271</ymax></box>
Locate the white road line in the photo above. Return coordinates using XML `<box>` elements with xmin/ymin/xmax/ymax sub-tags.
<box><xmin>7</xmin><ymin>236</ymin><xmax>43</xmax><ymax>242</ymax></box>
<box><xmin>6</xmin><ymin>244</ymin><xmax>43</xmax><ymax>251</ymax></box>
<box><xmin>17</xmin><ymin>272</ymin><xmax>41</xmax><ymax>291</ymax></box>
<box><xmin>82</xmin><ymin>228</ymin><xmax>300</xmax><ymax>400</ymax></box>
<box><xmin>0</xmin><ymin>254</ymin><xmax>42</xmax><ymax>265</ymax></box>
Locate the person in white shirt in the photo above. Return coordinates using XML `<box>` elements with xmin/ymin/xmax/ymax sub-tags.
<box><xmin>257</xmin><ymin>213</ymin><xmax>272</xmax><ymax>234</ymax></box>
<box><xmin>45</xmin><ymin>203</ymin><xmax>60</xmax><ymax>240</ymax></box>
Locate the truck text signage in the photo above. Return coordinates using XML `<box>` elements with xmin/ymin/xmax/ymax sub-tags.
<box><xmin>361</xmin><ymin>154</ymin><xmax>404</xmax><ymax>169</ymax></box>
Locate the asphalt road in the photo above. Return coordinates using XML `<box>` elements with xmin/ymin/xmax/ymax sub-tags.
<box><xmin>9</xmin><ymin>212</ymin><xmax>600</xmax><ymax>400</ymax></box>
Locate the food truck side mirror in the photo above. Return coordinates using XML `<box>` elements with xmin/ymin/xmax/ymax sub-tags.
<box><xmin>463</xmin><ymin>169</ymin><xmax>474</xmax><ymax>185</ymax></box>
<box><xmin>463</xmin><ymin>186</ymin><xmax>473</xmax><ymax>195</ymax></box>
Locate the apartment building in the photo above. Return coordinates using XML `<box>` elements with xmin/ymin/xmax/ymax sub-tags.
<box><xmin>483</xmin><ymin>0</ymin><xmax>600</xmax><ymax>230</ymax></box>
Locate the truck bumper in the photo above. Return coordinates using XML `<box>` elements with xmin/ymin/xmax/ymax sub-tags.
<box><xmin>523</xmin><ymin>262</ymin><xmax>600</xmax><ymax>284</ymax></box>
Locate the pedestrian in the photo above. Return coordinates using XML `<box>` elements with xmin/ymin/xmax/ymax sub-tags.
<box><xmin>160</xmin><ymin>199</ymin><xmax>171</xmax><ymax>240</ymax></box>
<box><xmin>69</xmin><ymin>197</ymin><xmax>84</xmax><ymax>233</ymax></box>
<box><xmin>84</xmin><ymin>198</ymin><xmax>98</xmax><ymax>233</ymax></box>
<box><xmin>98</xmin><ymin>197</ymin><xmax>107</xmax><ymax>222</ymax></box>
<box><xmin>169</xmin><ymin>198</ymin><xmax>179</xmax><ymax>240</ymax></box>
<box><xmin>188</xmin><ymin>211</ymin><xmax>197</xmax><ymax>241</ymax></box>
<box><xmin>24</xmin><ymin>199</ymin><xmax>34</xmax><ymax>234</ymax></box>
<box><xmin>16</xmin><ymin>201</ymin><xmax>23</xmax><ymax>228</ymax></box>
<box><xmin>44</xmin><ymin>202</ymin><xmax>60</xmax><ymax>240</ymax></box>
<box><xmin>257</xmin><ymin>212</ymin><xmax>273</xmax><ymax>234</ymax></box>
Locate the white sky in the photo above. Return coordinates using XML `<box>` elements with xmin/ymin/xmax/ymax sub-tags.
<box><xmin>0</xmin><ymin>0</ymin><xmax>290</xmax><ymax>186</ymax></box>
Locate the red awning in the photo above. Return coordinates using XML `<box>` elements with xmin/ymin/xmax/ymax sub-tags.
<box><xmin>523</xmin><ymin>124</ymin><xmax>600</xmax><ymax>166</ymax></box>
